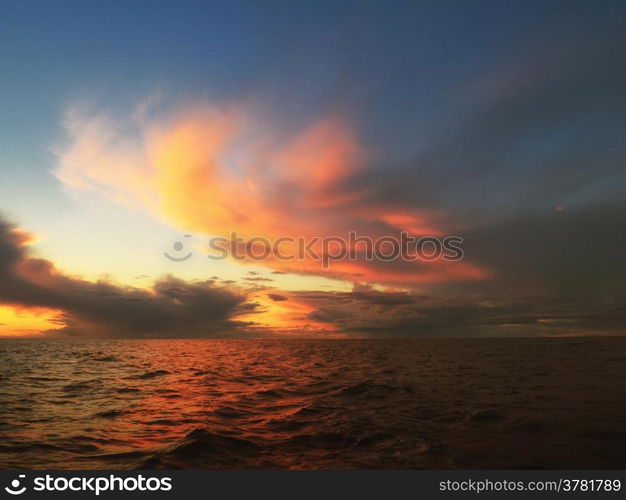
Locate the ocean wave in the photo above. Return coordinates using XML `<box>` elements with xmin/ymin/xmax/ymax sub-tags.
<box><xmin>140</xmin><ymin>428</ymin><xmax>259</xmax><ymax>469</ymax></box>
<box><xmin>134</xmin><ymin>369</ymin><xmax>171</xmax><ymax>379</ymax></box>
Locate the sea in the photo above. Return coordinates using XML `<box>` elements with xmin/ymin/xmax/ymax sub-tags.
<box><xmin>1</xmin><ymin>337</ymin><xmax>625</xmax><ymax>469</ymax></box>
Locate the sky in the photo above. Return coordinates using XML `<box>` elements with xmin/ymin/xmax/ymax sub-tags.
<box><xmin>0</xmin><ymin>0</ymin><xmax>625</xmax><ymax>337</ymax></box>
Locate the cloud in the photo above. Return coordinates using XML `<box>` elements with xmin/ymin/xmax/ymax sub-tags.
<box><xmin>288</xmin><ymin>199</ymin><xmax>626</xmax><ymax>337</ymax></box>
<box><xmin>244</xmin><ymin>276</ymin><xmax>273</xmax><ymax>282</ymax></box>
<box><xmin>294</xmin><ymin>285</ymin><xmax>626</xmax><ymax>338</ymax></box>
<box><xmin>55</xmin><ymin>99</ymin><xmax>486</xmax><ymax>286</ymax></box>
<box><xmin>0</xmin><ymin>216</ymin><xmax>258</xmax><ymax>337</ymax></box>
<box><xmin>267</xmin><ymin>293</ymin><xmax>288</xmax><ymax>302</ymax></box>
<box><xmin>2</xmin><ymin>202</ymin><xmax>623</xmax><ymax>337</ymax></box>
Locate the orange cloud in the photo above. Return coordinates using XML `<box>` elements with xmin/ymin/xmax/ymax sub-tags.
<box><xmin>147</xmin><ymin>110</ymin><xmax>364</xmax><ymax>240</ymax></box>
<box><xmin>56</xmin><ymin>98</ymin><xmax>487</xmax><ymax>286</ymax></box>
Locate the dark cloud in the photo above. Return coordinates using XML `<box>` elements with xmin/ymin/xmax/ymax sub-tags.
<box><xmin>460</xmin><ymin>203</ymin><xmax>626</xmax><ymax>299</ymax></box>
<box><xmin>299</xmin><ymin>286</ymin><xmax>626</xmax><ymax>337</ymax></box>
<box><xmin>297</xmin><ymin>201</ymin><xmax>626</xmax><ymax>339</ymax></box>
<box><xmin>0</xmin><ymin>217</ymin><xmax>258</xmax><ymax>337</ymax></box>
<box><xmin>267</xmin><ymin>293</ymin><xmax>288</xmax><ymax>302</ymax></box>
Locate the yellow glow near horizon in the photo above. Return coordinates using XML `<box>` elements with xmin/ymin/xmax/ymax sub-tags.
<box><xmin>0</xmin><ymin>305</ymin><xmax>64</xmax><ymax>337</ymax></box>
<box><xmin>237</xmin><ymin>293</ymin><xmax>338</xmax><ymax>334</ymax></box>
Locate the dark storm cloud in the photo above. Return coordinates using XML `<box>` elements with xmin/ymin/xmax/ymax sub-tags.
<box><xmin>297</xmin><ymin>203</ymin><xmax>626</xmax><ymax>339</ymax></box>
<box><xmin>460</xmin><ymin>203</ymin><xmax>626</xmax><ymax>299</ymax></box>
<box><xmin>299</xmin><ymin>283</ymin><xmax>626</xmax><ymax>337</ymax></box>
<box><xmin>0</xmin><ymin>217</ymin><xmax>258</xmax><ymax>337</ymax></box>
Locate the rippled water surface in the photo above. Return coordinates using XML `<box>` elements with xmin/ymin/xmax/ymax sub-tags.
<box><xmin>1</xmin><ymin>338</ymin><xmax>626</xmax><ymax>469</ymax></box>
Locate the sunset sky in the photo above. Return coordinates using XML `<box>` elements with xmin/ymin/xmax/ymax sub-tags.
<box><xmin>1</xmin><ymin>0</ymin><xmax>625</xmax><ymax>337</ymax></box>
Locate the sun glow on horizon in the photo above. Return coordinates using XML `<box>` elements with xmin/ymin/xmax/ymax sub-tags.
<box><xmin>0</xmin><ymin>305</ymin><xmax>64</xmax><ymax>337</ymax></box>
